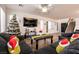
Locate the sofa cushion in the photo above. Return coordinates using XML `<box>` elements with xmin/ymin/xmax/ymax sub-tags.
<box><xmin>0</xmin><ymin>33</ymin><xmax>10</xmax><ymax>42</ymax></box>
<box><xmin>0</xmin><ymin>37</ymin><xmax>8</xmax><ymax>54</ymax></box>
<box><xmin>19</xmin><ymin>40</ymin><xmax>33</xmax><ymax>54</ymax></box>
<box><xmin>61</xmin><ymin>32</ymin><xmax>79</xmax><ymax>37</ymax></box>
<box><xmin>59</xmin><ymin>32</ymin><xmax>79</xmax><ymax>41</ymax></box>
<box><xmin>35</xmin><ymin>46</ymin><xmax>57</xmax><ymax>54</ymax></box>
<box><xmin>50</xmin><ymin>41</ymin><xmax>59</xmax><ymax>49</ymax></box>
<box><xmin>61</xmin><ymin>33</ymin><xmax>73</xmax><ymax>37</ymax></box>
<box><xmin>60</xmin><ymin>39</ymin><xmax>79</xmax><ymax>54</ymax></box>
<box><xmin>59</xmin><ymin>36</ymin><xmax>70</xmax><ymax>41</ymax></box>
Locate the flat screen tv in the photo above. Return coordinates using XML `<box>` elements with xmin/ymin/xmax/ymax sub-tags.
<box><xmin>23</xmin><ymin>17</ymin><xmax>38</xmax><ymax>27</ymax></box>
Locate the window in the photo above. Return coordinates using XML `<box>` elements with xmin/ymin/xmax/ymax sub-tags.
<box><xmin>40</xmin><ymin>20</ymin><xmax>44</xmax><ymax>30</ymax></box>
<box><xmin>0</xmin><ymin>7</ymin><xmax>6</xmax><ymax>32</ymax></box>
<box><xmin>48</xmin><ymin>21</ymin><xmax>58</xmax><ymax>33</ymax></box>
<box><xmin>48</xmin><ymin>21</ymin><xmax>52</xmax><ymax>30</ymax></box>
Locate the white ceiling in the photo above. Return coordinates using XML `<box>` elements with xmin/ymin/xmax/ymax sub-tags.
<box><xmin>5</xmin><ymin>4</ymin><xmax>79</xmax><ymax>19</ymax></box>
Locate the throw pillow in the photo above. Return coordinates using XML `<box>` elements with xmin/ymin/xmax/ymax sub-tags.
<box><xmin>70</xmin><ymin>34</ymin><xmax>79</xmax><ymax>42</ymax></box>
<box><xmin>7</xmin><ymin>35</ymin><xmax>20</xmax><ymax>54</ymax></box>
<box><xmin>56</xmin><ymin>38</ymin><xmax>70</xmax><ymax>53</ymax></box>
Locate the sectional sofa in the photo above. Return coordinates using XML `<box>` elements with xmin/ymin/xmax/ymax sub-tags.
<box><xmin>35</xmin><ymin>32</ymin><xmax>79</xmax><ymax>54</ymax></box>
<box><xmin>0</xmin><ymin>33</ymin><xmax>33</xmax><ymax>54</ymax></box>
<box><xmin>0</xmin><ymin>32</ymin><xmax>79</xmax><ymax>54</ymax></box>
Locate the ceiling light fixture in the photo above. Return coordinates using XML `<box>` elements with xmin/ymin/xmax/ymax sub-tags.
<box><xmin>42</xmin><ymin>7</ymin><xmax>48</xmax><ymax>12</ymax></box>
<box><xmin>39</xmin><ymin>4</ymin><xmax>52</xmax><ymax>12</ymax></box>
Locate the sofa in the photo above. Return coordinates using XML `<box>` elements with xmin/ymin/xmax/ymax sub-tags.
<box><xmin>1</xmin><ymin>32</ymin><xmax>79</xmax><ymax>54</ymax></box>
<box><xmin>60</xmin><ymin>39</ymin><xmax>79</xmax><ymax>54</ymax></box>
<box><xmin>0</xmin><ymin>33</ymin><xmax>33</xmax><ymax>54</ymax></box>
<box><xmin>35</xmin><ymin>32</ymin><xmax>79</xmax><ymax>54</ymax></box>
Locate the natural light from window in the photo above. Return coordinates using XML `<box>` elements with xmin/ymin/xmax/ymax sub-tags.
<box><xmin>0</xmin><ymin>7</ymin><xmax>6</xmax><ymax>32</ymax></box>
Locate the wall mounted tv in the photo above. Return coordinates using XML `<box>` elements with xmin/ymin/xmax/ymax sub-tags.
<box><xmin>23</xmin><ymin>17</ymin><xmax>38</xmax><ymax>27</ymax></box>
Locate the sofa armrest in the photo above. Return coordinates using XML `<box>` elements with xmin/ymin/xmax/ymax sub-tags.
<box><xmin>59</xmin><ymin>36</ymin><xmax>70</xmax><ymax>41</ymax></box>
<box><xmin>58</xmin><ymin>32</ymin><xmax>76</xmax><ymax>41</ymax></box>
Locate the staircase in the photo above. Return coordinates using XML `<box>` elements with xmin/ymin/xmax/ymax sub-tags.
<box><xmin>65</xmin><ymin>18</ymin><xmax>75</xmax><ymax>33</ymax></box>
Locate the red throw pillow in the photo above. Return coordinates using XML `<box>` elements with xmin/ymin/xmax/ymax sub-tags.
<box><xmin>9</xmin><ymin>38</ymin><xmax>17</xmax><ymax>49</ymax></box>
<box><xmin>70</xmin><ymin>34</ymin><xmax>79</xmax><ymax>42</ymax></box>
<box><xmin>61</xmin><ymin>38</ymin><xmax>69</xmax><ymax>45</ymax></box>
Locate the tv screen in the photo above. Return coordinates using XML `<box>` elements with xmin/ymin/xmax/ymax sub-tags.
<box><xmin>23</xmin><ymin>17</ymin><xmax>37</xmax><ymax>27</ymax></box>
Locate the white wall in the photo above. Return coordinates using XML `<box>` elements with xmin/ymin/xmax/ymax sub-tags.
<box><xmin>6</xmin><ymin>9</ymin><xmax>58</xmax><ymax>35</ymax></box>
<box><xmin>48</xmin><ymin>21</ymin><xmax>58</xmax><ymax>33</ymax></box>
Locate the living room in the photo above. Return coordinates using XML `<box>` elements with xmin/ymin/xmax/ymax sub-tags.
<box><xmin>1</xmin><ymin>4</ymin><xmax>79</xmax><ymax>54</ymax></box>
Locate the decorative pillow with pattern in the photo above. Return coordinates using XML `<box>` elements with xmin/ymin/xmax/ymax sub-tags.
<box><xmin>56</xmin><ymin>38</ymin><xmax>70</xmax><ymax>53</ymax></box>
<box><xmin>7</xmin><ymin>35</ymin><xmax>20</xmax><ymax>54</ymax></box>
<box><xmin>70</xmin><ymin>34</ymin><xmax>79</xmax><ymax>42</ymax></box>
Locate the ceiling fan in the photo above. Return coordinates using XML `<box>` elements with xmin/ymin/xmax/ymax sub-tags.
<box><xmin>18</xmin><ymin>4</ymin><xmax>53</xmax><ymax>12</ymax></box>
<box><xmin>38</xmin><ymin>4</ymin><xmax>53</xmax><ymax>12</ymax></box>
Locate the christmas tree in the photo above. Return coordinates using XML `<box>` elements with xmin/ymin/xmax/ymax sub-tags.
<box><xmin>7</xmin><ymin>14</ymin><xmax>20</xmax><ymax>35</ymax></box>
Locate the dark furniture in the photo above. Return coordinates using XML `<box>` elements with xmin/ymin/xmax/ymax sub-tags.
<box><xmin>35</xmin><ymin>41</ymin><xmax>58</xmax><ymax>54</ymax></box>
<box><xmin>19</xmin><ymin>40</ymin><xmax>33</xmax><ymax>54</ymax></box>
<box><xmin>0</xmin><ymin>33</ymin><xmax>33</xmax><ymax>54</ymax></box>
<box><xmin>1</xmin><ymin>32</ymin><xmax>79</xmax><ymax>54</ymax></box>
<box><xmin>35</xmin><ymin>32</ymin><xmax>79</xmax><ymax>54</ymax></box>
<box><xmin>31</xmin><ymin>35</ymin><xmax>53</xmax><ymax>50</ymax></box>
